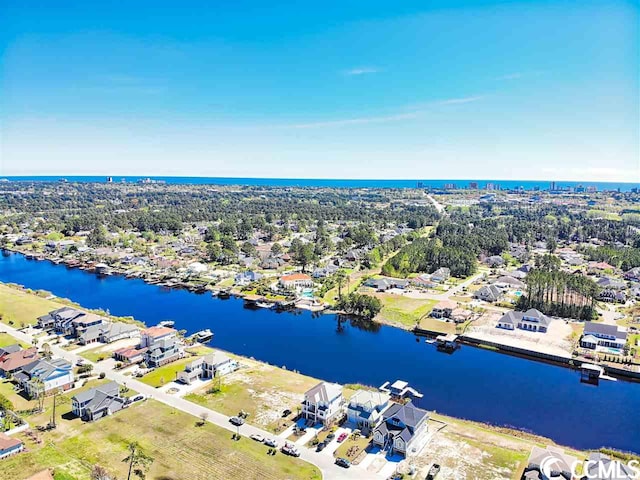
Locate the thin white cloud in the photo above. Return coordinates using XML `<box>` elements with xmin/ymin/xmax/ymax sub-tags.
<box><xmin>284</xmin><ymin>112</ymin><xmax>420</xmax><ymax>129</ymax></box>
<box><xmin>343</xmin><ymin>67</ymin><xmax>381</xmax><ymax>76</ymax></box>
<box><xmin>434</xmin><ymin>95</ymin><xmax>486</xmax><ymax>105</ymax></box>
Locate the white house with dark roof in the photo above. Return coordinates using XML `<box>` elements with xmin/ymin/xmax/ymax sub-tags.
<box><xmin>580</xmin><ymin>321</ymin><xmax>627</xmax><ymax>354</ymax></box>
<box><xmin>346</xmin><ymin>390</ymin><xmax>390</xmax><ymax>434</ymax></box>
<box><xmin>372</xmin><ymin>401</ymin><xmax>429</xmax><ymax>457</ymax></box>
<box><xmin>497</xmin><ymin>309</ymin><xmax>551</xmax><ymax>333</ymax></box>
<box><xmin>177</xmin><ymin>352</ymin><xmax>239</xmax><ymax>385</ymax></box>
<box><xmin>16</xmin><ymin>358</ymin><xmax>74</xmax><ymax>398</ymax></box>
<box><xmin>302</xmin><ymin>382</ymin><xmax>345</xmax><ymax>426</ymax></box>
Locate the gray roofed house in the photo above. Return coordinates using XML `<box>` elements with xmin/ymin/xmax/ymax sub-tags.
<box><xmin>580</xmin><ymin>321</ymin><xmax>627</xmax><ymax>352</ymax></box>
<box><xmin>364</xmin><ymin>277</ymin><xmax>410</xmax><ymax>291</ymax></box>
<box><xmin>493</xmin><ymin>276</ymin><xmax>526</xmax><ymax>289</ymax></box>
<box><xmin>474</xmin><ymin>284</ymin><xmax>503</xmax><ymax>303</ymax></box>
<box><xmin>346</xmin><ymin>390</ymin><xmax>390</xmax><ymax>434</ymax></box>
<box><xmin>585</xmin><ymin>452</ymin><xmax>635</xmax><ymax>480</ymax></box>
<box><xmin>71</xmin><ymin>381</ymin><xmax>126</xmax><ymax>421</ymax></box>
<box><xmin>497</xmin><ymin>309</ymin><xmax>551</xmax><ymax>333</ymax></box>
<box><xmin>596</xmin><ymin>277</ymin><xmax>627</xmax><ymax>290</ymax></box>
<box><xmin>0</xmin><ymin>344</ymin><xmax>21</xmax><ymax>357</ymax></box>
<box><xmin>99</xmin><ymin>322</ymin><xmax>140</xmax><ymax>343</ymax></box>
<box><xmin>372</xmin><ymin>401</ymin><xmax>429</xmax><ymax>457</ymax></box>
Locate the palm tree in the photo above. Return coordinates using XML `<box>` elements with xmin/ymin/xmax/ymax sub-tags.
<box><xmin>123</xmin><ymin>441</ymin><xmax>154</xmax><ymax>480</ymax></box>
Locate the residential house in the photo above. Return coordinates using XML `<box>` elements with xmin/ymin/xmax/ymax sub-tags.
<box><xmin>71</xmin><ymin>381</ymin><xmax>126</xmax><ymax>421</ymax></box>
<box><xmin>598</xmin><ymin>289</ymin><xmax>626</xmax><ymax>303</ymax></box>
<box><xmin>0</xmin><ymin>432</ymin><xmax>23</xmax><ymax>459</ymax></box>
<box><xmin>234</xmin><ymin>271</ymin><xmax>262</xmax><ymax>286</ymax></box>
<box><xmin>410</xmin><ymin>274</ymin><xmax>436</xmax><ymax>289</ymax></box>
<box><xmin>346</xmin><ymin>390</ymin><xmax>390</xmax><ymax>434</ymax></box>
<box><xmin>279</xmin><ymin>273</ymin><xmax>314</xmax><ymax>289</ymax></box>
<box><xmin>493</xmin><ymin>276</ymin><xmax>526</xmax><ymax>290</ymax></box>
<box><xmin>580</xmin><ymin>322</ymin><xmax>627</xmax><ymax>353</ymax></box>
<box><xmin>99</xmin><ymin>322</ymin><xmax>140</xmax><ymax>344</ymax></box>
<box><xmin>302</xmin><ymin>382</ymin><xmax>345</xmax><ymax>426</ymax></box>
<box><xmin>37</xmin><ymin>307</ymin><xmax>84</xmax><ymax>331</ymax></box>
<box><xmin>364</xmin><ymin>277</ymin><xmax>410</xmax><ymax>291</ymax></box>
<box><xmin>587</xmin><ymin>261</ymin><xmax>615</xmax><ymax>273</ymax></box>
<box><xmin>497</xmin><ymin>309</ymin><xmax>551</xmax><ymax>333</ymax></box>
<box><xmin>113</xmin><ymin>346</ymin><xmax>147</xmax><ymax>365</ymax></box>
<box><xmin>177</xmin><ymin>352</ymin><xmax>238</xmax><ymax>385</ymax></box>
<box><xmin>140</xmin><ymin>326</ymin><xmax>183</xmax><ymax>367</ymax></box>
<box><xmin>430</xmin><ymin>300</ymin><xmax>457</xmax><ymax>319</ymax></box>
<box><xmin>485</xmin><ymin>255</ymin><xmax>505</xmax><ymax>268</ymax></box>
<box><xmin>312</xmin><ymin>264</ymin><xmax>339</xmax><ymax>279</ymax></box>
<box><xmin>15</xmin><ymin>358</ymin><xmax>74</xmax><ymax>398</ymax></box>
<box><xmin>474</xmin><ymin>285</ymin><xmax>503</xmax><ymax>303</ymax></box>
<box><xmin>583</xmin><ymin>452</ymin><xmax>636</xmax><ymax>480</ymax></box>
<box><xmin>430</xmin><ymin>268</ymin><xmax>450</xmax><ymax>283</ymax></box>
<box><xmin>623</xmin><ymin>267</ymin><xmax>640</xmax><ymax>282</ymax></box>
<box><xmin>521</xmin><ymin>446</ymin><xmax>577</xmax><ymax>480</ymax></box>
<box><xmin>0</xmin><ymin>344</ymin><xmax>21</xmax><ymax>361</ymax></box>
<box><xmin>372</xmin><ymin>401</ymin><xmax>429</xmax><ymax>457</ymax></box>
<box><xmin>0</xmin><ymin>347</ymin><xmax>40</xmax><ymax>377</ymax></box>
<box><xmin>379</xmin><ymin>380</ymin><xmax>423</xmax><ymax>401</ymax></box>
<box><xmin>596</xmin><ymin>277</ymin><xmax>626</xmax><ymax>290</ymax></box>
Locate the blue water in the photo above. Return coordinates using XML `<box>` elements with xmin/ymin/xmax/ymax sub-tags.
<box><xmin>1</xmin><ymin>251</ymin><xmax>638</xmax><ymax>453</ymax></box>
<box><xmin>1</xmin><ymin>176</ymin><xmax>638</xmax><ymax>192</ymax></box>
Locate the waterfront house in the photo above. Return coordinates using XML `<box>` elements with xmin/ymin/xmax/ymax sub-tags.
<box><xmin>0</xmin><ymin>347</ymin><xmax>40</xmax><ymax>377</ymax></box>
<box><xmin>99</xmin><ymin>322</ymin><xmax>140</xmax><ymax>344</ymax></box>
<box><xmin>113</xmin><ymin>346</ymin><xmax>147</xmax><ymax>365</ymax></box>
<box><xmin>584</xmin><ymin>452</ymin><xmax>635</xmax><ymax>480</ymax></box>
<box><xmin>37</xmin><ymin>307</ymin><xmax>84</xmax><ymax>331</ymax></box>
<box><xmin>302</xmin><ymin>382</ymin><xmax>345</xmax><ymax>426</ymax></box>
<box><xmin>580</xmin><ymin>322</ymin><xmax>627</xmax><ymax>353</ymax></box>
<box><xmin>0</xmin><ymin>433</ymin><xmax>23</xmax><ymax>459</ymax></box>
<box><xmin>430</xmin><ymin>267</ymin><xmax>450</xmax><ymax>283</ymax></box>
<box><xmin>521</xmin><ymin>446</ymin><xmax>577</xmax><ymax>480</ymax></box>
<box><xmin>346</xmin><ymin>390</ymin><xmax>390</xmax><ymax>434</ymax></box>
<box><xmin>177</xmin><ymin>352</ymin><xmax>238</xmax><ymax>385</ymax></box>
<box><xmin>430</xmin><ymin>300</ymin><xmax>457</xmax><ymax>319</ymax></box>
<box><xmin>15</xmin><ymin>358</ymin><xmax>74</xmax><ymax>397</ymax></box>
<box><xmin>497</xmin><ymin>309</ymin><xmax>551</xmax><ymax>333</ymax></box>
<box><xmin>234</xmin><ymin>271</ymin><xmax>262</xmax><ymax>286</ymax></box>
<box><xmin>372</xmin><ymin>401</ymin><xmax>429</xmax><ymax>457</ymax></box>
<box><xmin>474</xmin><ymin>285</ymin><xmax>503</xmax><ymax>303</ymax></box>
<box><xmin>279</xmin><ymin>273</ymin><xmax>314</xmax><ymax>289</ymax></box>
<box><xmin>71</xmin><ymin>381</ymin><xmax>126</xmax><ymax>421</ymax></box>
<box><xmin>140</xmin><ymin>326</ymin><xmax>184</xmax><ymax>367</ymax></box>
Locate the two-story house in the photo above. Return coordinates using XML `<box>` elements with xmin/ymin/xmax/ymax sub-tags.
<box><xmin>372</xmin><ymin>401</ymin><xmax>429</xmax><ymax>457</ymax></box>
<box><xmin>0</xmin><ymin>347</ymin><xmax>40</xmax><ymax>377</ymax></box>
<box><xmin>302</xmin><ymin>382</ymin><xmax>345</xmax><ymax>426</ymax></box>
<box><xmin>580</xmin><ymin>321</ymin><xmax>627</xmax><ymax>354</ymax></box>
<box><xmin>497</xmin><ymin>309</ymin><xmax>551</xmax><ymax>333</ymax></box>
<box><xmin>15</xmin><ymin>358</ymin><xmax>74</xmax><ymax>398</ymax></box>
<box><xmin>71</xmin><ymin>381</ymin><xmax>126</xmax><ymax>421</ymax></box>
<box><xmin>279</xmin><ymin>273</ymin><xmax>314</xmax><ymax>289</ymax></box>
<box><xmin>346</xmin><ymin>390</ymin><xmax>390</xmax><ymax>434</ymax></box>
<box><xmin>140</xmin><ymin>326</ymin><xmax>184</xmax><ymax>367</ymax></box>
<box><xmin>177</xmin><ymin>352</ymin><xmax>238</xmax><ymax>385</ymax></box>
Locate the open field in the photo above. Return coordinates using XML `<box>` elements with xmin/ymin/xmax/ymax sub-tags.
<box><xmin>0</xmin><ymin>400</ymin><xmax>320</xmax><ymax>480</ymax></box>
<box><xmin>0</xmin><ymin>283</ymin><xmax>66</xmax><ymax>327</ymax></box>
<box><xmin>417</xmin><ymin>315</ymin><xmax>457</xmax><ymax>334</ymax></box>
<box><xmin>374</xmin><ymin>294</ymin><xmax>437</xmax><ymax>328</ymax></box>
<box><xmin>0</xmin><ymin>332</ymin><xmax>28</xmax><ymax>348</ymax></box>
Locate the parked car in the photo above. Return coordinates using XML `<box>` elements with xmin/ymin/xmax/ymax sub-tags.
<box><xmin>129</xmin><ymin>394</ymin><xmax>146</xmax><ymax>403</ymax></box>
<box><xmin>250</xmin><ymin>434</ymin><xmax>264</xmax><ymax>442</ymax></box>
<box><xmin>426</xmin><ymin>463</ymin><xmax>441</xmax><ymax>479</ymax></box>
<box><xmin>264</xmin><ymin>438</ymin><xmax>278</xmax><ymax>448</ymax></box>
<box><xmin>281</xmin><ymin>444</ymin><xmax>300</xmax><ymax>457</ymax></box>
<box><xmin>337</xmin><ymin>432</ymin><xmax>347</xmax><ymax>442</ymax></box>
<box><xmin>282</xmin><ymin>409</ymin><xmax>292</xmax><ymax>417</ymax></box>
<box><xmin>316</xmin><ymin>441</ymin><xmax>327</xmax><ymax>452</ymax></box>
<box><xmin>335</xmin><ymin>458</ymin><xmax>351</xmax><ymax>468</ymax></box>
<box><xmin>229</xmin><ymin>416</ymin><xmax>245</xmax><ymax>426</ymax></box>
<box><xmin>326</xmin><ymin>433</ymin><xmax>335</xmax><ymax>441</ymax></box>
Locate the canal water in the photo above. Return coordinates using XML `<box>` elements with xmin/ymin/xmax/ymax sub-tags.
<box><xmin>1</xmin><ymin>251</ymin><xmax>638</xmax><ymax>453</ymax></box>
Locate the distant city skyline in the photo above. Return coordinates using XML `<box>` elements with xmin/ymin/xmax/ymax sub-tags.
<box><xmin>1</xmin><ymin>1</ymin><xmax>638</xmax><ymax>182</ymax></box>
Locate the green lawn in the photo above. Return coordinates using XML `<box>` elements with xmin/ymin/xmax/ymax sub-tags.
<box><xmin>375</xmin><ymin>294</ymin><xmax>438</xmax><ymax>328</ymax></box>
<box><xmin>0</xmin><ymin>400</ymin><xmax>321</xmax><ymax>480</ymax></box>
<box><xmin>0</xmin><ymin>283</ymin><xmax>65</xmax><ymax>327</ymax></box>
<box><xmin>0</xmin><ymin>332</ymin><xmax>26</xmax><ymax>348</ymax></box>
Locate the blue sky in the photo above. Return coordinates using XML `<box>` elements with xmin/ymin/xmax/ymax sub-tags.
<box><xmin>1</xmin><ymin>0</ymin><xmax>638</xmax><ymax>181</ymax></box>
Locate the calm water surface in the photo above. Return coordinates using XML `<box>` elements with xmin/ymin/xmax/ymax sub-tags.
<box><xmin>0</xmin><ymin>251</ymin><xmax>638</xmax><ymax>453</ymax></box>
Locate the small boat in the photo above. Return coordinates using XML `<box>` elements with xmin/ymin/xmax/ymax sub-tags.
<box><xmin>158</xmin><ymin>320</ymin><xmax>175</xmax><ymax>328</ymax></box>
<box><xmin>193</xmin><ymin>329</ymin><xmax>214</xmax><ymax>343</ymax></box>
<box><xmin>425</xmin><ymin>338</ymin><xmax>437</xmax><ymax>345</ymax></box>
<box><xmin>256</xmin><ymin>301</ymin><xmax>274</xmax><ymax>309</ymax></box>
<box><xmin>218</xmin><ymin>289</ymin><xmax>231</xmax><ymax>299</ymax></box>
